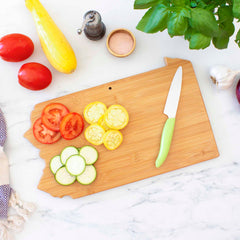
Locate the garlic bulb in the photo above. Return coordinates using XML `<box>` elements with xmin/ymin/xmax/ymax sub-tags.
<box><xmin>209</xmin><ymin>65</ymin><xmax>240</xmax><ymax>89</ymax></box>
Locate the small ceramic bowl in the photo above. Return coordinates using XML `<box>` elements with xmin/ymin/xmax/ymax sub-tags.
<box><xmin>106</xmin><ymin>28</ymin><xmax>136</xmax><ymax>57</ymax></box>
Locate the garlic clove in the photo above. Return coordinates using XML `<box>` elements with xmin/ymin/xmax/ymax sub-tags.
<box><xmin>209</xmin><ymin>65</ymin><xmax>239</xmax><ymax>89</ymax></box>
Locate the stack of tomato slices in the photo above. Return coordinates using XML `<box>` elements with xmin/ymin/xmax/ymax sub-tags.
<box><xmin>33</xmin><ymin>103</ymin><xmax>84</xmax><ymax>144</ymax></box>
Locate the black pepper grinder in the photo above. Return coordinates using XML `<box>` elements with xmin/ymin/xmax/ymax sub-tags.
<box><xmin>77</xmin><ymin>10</ymin><xmax>106</xmax><ymax>41</ymax></box>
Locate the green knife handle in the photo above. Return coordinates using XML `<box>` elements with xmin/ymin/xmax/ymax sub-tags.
<box><xmin>155</xmin><ymin>118</ymin><xmax>175</xmax><ymax>168</ymax></box>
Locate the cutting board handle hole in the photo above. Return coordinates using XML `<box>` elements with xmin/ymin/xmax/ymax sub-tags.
<box><xmin>108</xmin><ymin>87</ymin><xmax>112</xmax><ymax>90</ymax></box>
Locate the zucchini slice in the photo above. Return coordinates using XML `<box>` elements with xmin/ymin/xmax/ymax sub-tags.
<box><xmin>60</xmin><ymin>146</ymin><xmax>79</xmax><ymax>165</ymax></box>
<box><xmin>77</xmin><ymin>165</ymin><xmax>97</xmax><ymax>185</ymax></box>
<box><xmin>83</xmin><ymin>101</ymin><xmax>107</xmax><ymax>124</ymax></box>
<box><xmin>104</xmin><ymin>105</ymin><xmax>129</xmax><ymax>130</ymax></box>
<box><xmin>50</xmin><ymin>155</ymin><xmax>63</xmax><ymax>174</ymax></box>
<box><xmin>55</xmin><ymin>166</ymin><xmax>76</xmax><ymax>185</ymax></box>
<box><xmin>65</xmin><ymin>155</ymin><xmax>86</xmax><ymax>176</ymax></box>
<box><xmin>84</xmin><ymin>124</ymin><xmax>105</xmax><ymax>145</ymax></box>
<box><xmin>79</xmin><ymin>146</ymin><xmax>98</xmax><ymax>165</ymax></box>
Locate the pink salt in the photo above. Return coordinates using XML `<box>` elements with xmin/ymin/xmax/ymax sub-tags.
<box><xmin>109</xmin><ymin>31</ymin><xmax>134</xmax><ymax>55</ymax></box>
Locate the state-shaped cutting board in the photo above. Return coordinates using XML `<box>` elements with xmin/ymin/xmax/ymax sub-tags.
<box><xmin>24</xmin><ymin>58</ymin><xmax>219</xmax><ymax>198</ymax></box>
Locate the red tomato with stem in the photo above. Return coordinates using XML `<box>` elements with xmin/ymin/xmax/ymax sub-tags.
<box><xmin>18</xmin><ymin>62</ymin><xmax>52</xmax><ymax>91</ymax></box>
<box><xmin>41</xmin><ymin>103</ymin><xmax>70</xmax><ymax>131</ymax></box>
<box><xmin>33</xmin><ymin>118</ymin><xmax>61</xmax><ymax>144</ymax></box>
<box><xmin>60</xmin><ymin>113</ymin><xmax>84</xmax><ymax>140</ymax></box>
<box><xmin>0</xmin><ymin>33</ymin><xmax>34</xmax><ymax>62</ymax></box>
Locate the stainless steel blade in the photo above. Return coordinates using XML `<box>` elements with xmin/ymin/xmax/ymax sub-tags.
<box><xmin>164</xmin><ymin>66</ymin><xmax>183</xmax><ymax>118</ymax></box>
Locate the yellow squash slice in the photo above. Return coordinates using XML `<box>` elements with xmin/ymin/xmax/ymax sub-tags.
<box><xmin>84</xmin><ymin>101</ymin><xmax>107</xmax><ymax>124</ymax></box>
<box><xmin>104</xmin><ymin>105</ymin><xmax>129</xmax><ymax>130</ymax></box>
<box><xmin>98</xmin><ymin>115</ymin><xmax>110</xmax><ymax>131</ymax></box>
<box><xmin>84</xmin><ymin>124</ymin><xmax>105</xmax><ymax>145</ymax></box>
<box><xmin>103</xmin><ymin>130</ymin><xmax>123</xmax><ymax>150</ymax></box>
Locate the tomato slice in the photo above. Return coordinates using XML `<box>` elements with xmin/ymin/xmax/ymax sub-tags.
<box><xmin>60</xmin><ymin>112</ymin><xmax>84</xmax><ymax>140</ymax></box>
<box><xmin>41</xmin><ymin>103</ymin><xmax>69</xmax><ymax>131</ymax></box>
<box><xmin>33</xmin><ymin>118</ymin><xmax>61</xmax><ymax>144</ymax></box>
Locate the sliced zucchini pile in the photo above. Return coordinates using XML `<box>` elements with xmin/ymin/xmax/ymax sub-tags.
<box><xmin>50</xmin><ymin>145</ymin><xmax>98</xmax><ymax>186</ymax></box>
<box><xmin>83</xmin><ymin>101</ymin><xmax>129</xmax><ymax>150</ymax></box>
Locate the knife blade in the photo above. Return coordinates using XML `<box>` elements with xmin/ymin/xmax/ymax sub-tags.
<box><xmin>155</xmin><ymin>66</ymin><xmax>183</xmax><ymax>168</ymax></box>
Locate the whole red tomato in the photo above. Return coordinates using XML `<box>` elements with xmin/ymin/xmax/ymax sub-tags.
<box><xmin>0</xmin><ymin>33</ymin><xmax>34</xmax><ymax>62</ymax></box>
<box><xmin>18</xmin><ymin>62</ymin><xmax>52</xmax><ymax>91</ymax></box>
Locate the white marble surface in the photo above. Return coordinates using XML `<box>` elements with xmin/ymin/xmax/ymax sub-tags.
<box><xmin>1</xmin><ymin>0</ymin><xmax>240</xmax><ymax>239</ymax></box>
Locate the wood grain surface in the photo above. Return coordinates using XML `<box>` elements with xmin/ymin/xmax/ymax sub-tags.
<box><xmin>24</xmin><ymin>58</ymin><xmax>219</xmax><ymax>199</ymax></box>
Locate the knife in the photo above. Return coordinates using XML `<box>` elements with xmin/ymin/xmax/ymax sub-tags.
<box><xmin>155</xmin><ymin>66</ymin><xmax>183</xmax><ymax>168</ymax></box>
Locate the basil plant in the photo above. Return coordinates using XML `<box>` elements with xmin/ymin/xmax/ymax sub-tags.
<box><xmin>134</xmin><ymin>0</ymin><xmax>240</xmax><ymax>49</ymax></box>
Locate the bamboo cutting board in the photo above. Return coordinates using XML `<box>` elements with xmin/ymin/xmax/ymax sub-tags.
<box><xmin>24</xmin><ymin>58</ymin><xmax>219</xmax><ymax>198</ymax></box>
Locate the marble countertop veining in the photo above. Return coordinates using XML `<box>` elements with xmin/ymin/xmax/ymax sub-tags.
<box><xmin>1</xmin><ymin>0</ymin><xmax>240</xmax><ymax>239</ymax></box>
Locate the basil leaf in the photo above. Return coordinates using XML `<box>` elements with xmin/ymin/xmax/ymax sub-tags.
<box><xmin>219</xmin><ymin>21</ymin><xmax>235</xmax><ymax>37</ymax></box>
<box><xmin>197</xmin><ymin>2</ymin><xmax>208</xmax><ymax>9</ymax></box>
<box><xmin>172</xmin><ymin>0</ymin><xmax>186</xmax><ymax>6</ymax></box>
<box><xmin>235</xmin><ymin>29</ymin><xmax>240</xmax><ymax>47</ymax></box>
<box><xmin>184</xmin><ymin>28</ymin><xmax>194</xmax><ymax>40</ymax></box>
<box><xmin>206</xmin><ymin>3</ymin><xmax>220</xmax><ymax>11</ymax></box>
<box><xmin>134</xmin><ymin>0</ymin><xmax>168</xmax><ymax>9</ymax></box>
<box><xmin>179</xmin><ymin>7</ymin><xmax>191</xmax><ymax>18</ymax></box>
<box><xmin>216</xmin><ymin>6</ymin><xmax>234</xmax><ymax>47</ymax></box>
<box><xmin>190</xmin><ymin>1</ymin><xmax>198</xmax><ymax>8</ymax></box>
<box><xmin>190</xmin><ymin>8</ymin><xmax>219</xmax><ymax>37</ymax></box>
<box><xmin>218</xmin><ymin>6</ymin><xmax>233</xmax><ymax>23</ymax></box>
<box><xmin>167</xmin><ymin>8</ymin><xmax>190</xmax><ymax>36</ymax></box>
<box><xmin>189</xmin><ymin>33</ymin><xmax>211</xmax><ymax>49</ymax></box>
<box><xmin>136</xmin><ymin>5</ymin><xmax>169</xmax><ymax>33</ymax></box>
<box><xmin>233</xmin><ymin>0</ymin><xmax>240</xmax><ymax>19</ymax></box>
<box><xmin>212</xmin><ymin>36</ymin><xmax>230</xmax><ymax>49</ymax></box>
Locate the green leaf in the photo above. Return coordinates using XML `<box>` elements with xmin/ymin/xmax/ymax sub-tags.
<box><xmin>212</xmin><ymin>36</ymin><xmax>230</xmax><ymax>49</ymax></box>
<box><xmin>167</xmin><ymin>8</ymin><xmax>190</xmax><ymax>36</ymax></box>
<box><xmin>197</xmin><ymin>2</ymin><xmax>208</xmax><ymax>9</ymax></box>
<box><xmin>189</xmin><ymin>8</ymin><xmax>219</xmax><ymax>37</ymax></box>
<box><xmin>235</xmin><ymin>29</ymin><xmax>240</xmax><ymax>46</ymax></box>
<box><xmin>134</xmin><ymin>0</ymin><xmax>167</xmax><ymax>9</ymax></box>
<box><xmin>190</xmin><ymin>1</ymin><xmax>197</xmax><ymax>7</ymax></box>
<box><xmin>179</xmin><ymin>7</ymin><xmax>191</xmax><ymax>18</ymax></box>
<box><xmin>172</xmin><ymin>0</ymin><xmax>185</xmax><ymax>6</ymax></box>
<box><xmin>218</xmin><ymin>6</ymin><xmax>233</xmax><ymax>23</ymax></box>
<box><xmin>219</xmin><ymin>21</ymin><xmax>235</xmax><ymax>37</ymax></box>
<box><xmin>216</xmin><ymin>6</ymin><xmax>234</xmax><ymax>47</ymax></box>
<box><xmin>136</xmin><ymin>5</ymin><xmax>169</xmax><ymax>33</ymax></box>
<box><xmin>205</xmin><ymin>4</ymin><xmax>218</xmax><ymax>11</ymax></box>
<box><xmin>189</xmin><ymin>33</ymin><xmax>211</xmax><ymax>49</ymax></box>
<box><xmin>233</xmin><ymin>0</ymin><xmax>240</xmax><ymax>19</ymax></box>
<box><xmin>184</xmin><ymin>28</ymin><xmax>194</xmax><ymax>40</ymax></box>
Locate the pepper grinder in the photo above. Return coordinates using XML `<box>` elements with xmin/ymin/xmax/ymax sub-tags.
<box><xmin>77</xmin><ymin>10</ymin><xmax>106</xmax><ymax>41</ymax></box>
